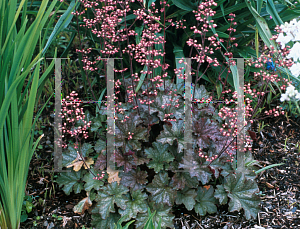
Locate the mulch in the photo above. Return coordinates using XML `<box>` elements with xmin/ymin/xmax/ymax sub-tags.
<box><xmin>173</xmin><ymin>115</ymin><xmax>300</xmax><ymax>229</ymax></box>
<box><xmin>20</xmin><ymin>113</ymin><xmax>300</xmax><ymax>229</ymax></box>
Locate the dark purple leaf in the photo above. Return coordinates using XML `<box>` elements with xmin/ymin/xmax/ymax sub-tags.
<box><xmin>119</xmin><ymin>168</ymin><xmax>148</xmax><ymax>191</ymax></box>
<box><xmin>94</xmin><ymin>153</ymin><xmax>107</xmax><ymax>171</ymax></box>
<box><xmin>112</xmin><ymin>150</ymin><xmax>136</xmax><ymax>173</ymax></box>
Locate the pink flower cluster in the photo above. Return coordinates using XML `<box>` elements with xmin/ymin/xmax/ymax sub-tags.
<box><xmin>217</xmin><ymin>42</ymin><xmax>293</xmax><ymax>155</ymax></box>
<box><xmin>69</xmin><ymin>0</ymin><xmax>291</xmax><ymax>165</ymax></box>
<box><xmin>60</xmin><ymin>91</ymin><xmax>92</xmax><ymax>149</ymax></box>
<box><xmin>71</xmin><ymin>0</ymin><xmax>243</xmax><ymax>164</ymax></box>
<box><xmin>93</xmin><ymin>172</ymin><xmax>105</xmax><ymax>180</ymax></box>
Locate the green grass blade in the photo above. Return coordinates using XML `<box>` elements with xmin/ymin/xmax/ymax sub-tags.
<box><xmin>42</xmin><ymin>0</ymin><xmax>80</xmax><ymax>56</ymax></box>
<box><xmin>96</xmin><ymin>87</ymin><xmax>107</xmax><ymax>115</ymax></box>
<box><xmin>255</xmin><ymin>163</ymin><xmax>285</xmax><ymax>174</ymax></box>
<box><xmin>245</xmin><ymin>0</ymin><xmax>278</xmax><ymax>52</ymax></box>
<box><xmin>135</xmin><ymin>55</ymin><xmax>150</xmax><ymax>93</ymax></box>
<box><xmin>173</xmin><ymin>43</ymin><xmax>185</xmax><ymax>85</ymax></box>
<box><xmin>266</xmin><ymin>0</ymin><xmax>284</xmax><ymax>25</ymax></box>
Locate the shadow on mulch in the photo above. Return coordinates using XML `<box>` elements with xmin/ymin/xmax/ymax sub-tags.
<box><xmin>20</xmin><ymin>114</ymin><xmax>300</xmax><ymax>229</ymax></box>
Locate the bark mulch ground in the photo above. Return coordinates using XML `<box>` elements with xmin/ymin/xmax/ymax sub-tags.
<box><xmin>173</xmin><ymin>115</ymin><xmax>300</xmax><ymax>229</ymax></box>
<box><xmin>20</xmin><ymin>114</ymin><xmax>300</xmax><ymax>229</ymax></box>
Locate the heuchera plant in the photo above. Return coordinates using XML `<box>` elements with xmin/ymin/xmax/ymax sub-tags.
<box><xmin>55</xmin><ymin>0</ymin><xmax>291</xmax><ymax>228</ymax></box>
<box><xmin>57</xmin><ymin>81</ymin><xmax>262</xmax><ymax>228</ymax></box>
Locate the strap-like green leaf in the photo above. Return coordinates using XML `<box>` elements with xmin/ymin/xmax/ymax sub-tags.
<box><xmin>267</xmin><ymin>0</ymin><xmax>284</xmax><ymax>25</ymax></box>
<box><xmin>173</xmin><ymin>43</ymin><xmax>185</xmax><ymax>85</ymax></box>
<box><xmin>255</xmin><ymin>28</ymin><xmax>259</xmax><ymax>58</ymax></box>
<box><xmin>213</xmin><ymin>2</ymin><xmax>248</xmax><ymax>18</ymax></box>
<box><xmin>255</xmin><ymin>163</ymin><xmax>285</xmax><ymax>174</ymax></box>
<box><xmin>257</xmin><ymin>0</ymin><xmax>264</xmax><ymax>13</ymax></box>
<box><xmin>171</xmin><ymin>0</ymin><xmax>198</xmax><ymax>11</ymax></box>
<box><xmin>245</xmin><ymin>0</ymin><xmax>278</xmax><ymax>52</ymax></box>
<box><xmin>42</xmin><ymin>0</ymin><xmax>80</xmax><ymax>56</ymax></box>
<box><xmin>135</xmin><ymin>54</ymin><xmax>150</xmax><ymax>93</ymax></box>
<box><xmin>96</xmin><ymin>87</ymin><xmax>107</xmax><ymax>116</ymax></box>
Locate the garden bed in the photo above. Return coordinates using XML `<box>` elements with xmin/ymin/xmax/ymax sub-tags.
<box><xmin>20</xmin><ymin>113</ymin><xmax>300</xmax><ymax>229</ymax></box>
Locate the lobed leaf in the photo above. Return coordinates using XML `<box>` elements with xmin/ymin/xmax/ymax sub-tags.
<box><xmin>73</xmin><ymin>194</ymin><xmax>92</xmax><ymax>215</ymax></box>
<box><xmin>119</xmin><ymin>168</ymin><xmax>148</xmax><ymax>191</ymax></box>
<box><xmin>55</xmin><ymin>170</ymin><xmax>83</xmax><ymax>195</ymax></box>
<box><xmin>95</xmin><ymin>182</ymin><xmax>129</xmax><ymax>219</ymax></box>
<box><xmin>90</xmin><ymin>115</ymin><xmax>106</xmax><ymax>132</ymax></box>
<box><xmin>178</xmin><ymin>153</ymin><xmax>213</xmax><ymax>185</ymax></box>
<box><xmin>193</xmin><ymin>117</ymin><xmax>223</xmax><ymax>149</ymax></box>
<box><xmin>132</xmin><ymin>153</ymin><xmax>150</xmax><ymax>166</ymax></box>
<box><xmin>146</xmin><ymin>171</ymin><xmax>177</xmax><ymax>206</ymax></box>
<box><xmin>115</xmin><ymin>113</ymin><xmax>149</xmax><ymax>151</ymax></box>
<box><xmin>139</xmin><ymin>91</ymin><xmax>185</xmax><ymax>122</ymax></box>
<box><xmin>156</xmin><ymin>120</ymin><xmax>185</xmax><ymax>154</ymax></box>
<box><xmin>118</xmin><ymin>189</ymin><xmax>148</xmax><ymax>221</ymax></box>
<box><xmin>194</xmin><ymin>186</ymin><xmax>217</xmax><ymax>216</ymax></box>
<box><xmin>175</xmin><ymin>187</ymin><xmax>197</xmax><ymax>211</ymax></box>
<box><xmin>135</xmin><ymin>202</ymin><xmax>174</xmax><ymax>229</ymax></box>
<box><xmin>170</xmin><ymin>171</ymin><xmax>199</xmax><ymax>190</ymax></box>
<box><xmin>66</xmin><ymin>156</ymin><xmax>94</xmax><ymax>172</ymax></box>
<box><xmin>224</xmin><ymin>172</ymin><xmax>260</xmax><ymax>220</ymax></box>
<box><xmin>82</xmin><ymin>168</ymin><xmax>105</xmax><ymax>191</ymax></box>
<box><xmin>91</xmin><ymin>213</ymin><xmax>120</xmax><ymax>229</ymax></box>
<box><xmin>94</xmin><ymin>139</ymin><xmax>106</xmax><ymax>154</ymax></box>
<box><xmin>94</xmin><ymin>152</ymin><xmax>107</xmax><ymax>171</ymax></box>
<box><xmin>107</xmin><ymin>169</ymin><xmax>121</xmax><ymax>185</ymax></box>
<box><xmin>145</xmin><ymin>142</ymin><xmax>174</xmax><ymax>173</ymax></box>
<box><xmin>113</xmin><ymin>150</ymin><xmax>136</xmax><ymax>173</ymax></box>
<box><xmin>214</xmin><ymin>184</ymin><xmax>228</xmax><ymax>205</ymax></box>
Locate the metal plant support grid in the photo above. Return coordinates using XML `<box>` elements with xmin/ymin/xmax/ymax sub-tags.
<box><xmin>175</xmin><ymin>58</ymin><xmax>248</xmax><ymax>173</ymax></box>
<box><xmin>45</xmin><ymin>58</ymin><xmax>70</xmax><ymax>173</ymax></box>
<box><xmin>50</xmin><ymin>57</ymin><xmax>249</xmax><ymax>174</ymax></box>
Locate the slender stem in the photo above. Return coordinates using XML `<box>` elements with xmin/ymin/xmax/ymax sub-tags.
<box><xmin>294</xmin><ymin>100</ymin><xmax>300</xmax><ymax>114</ymax></box>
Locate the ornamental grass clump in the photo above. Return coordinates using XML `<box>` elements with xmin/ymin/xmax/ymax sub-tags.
<box><xmin>0</xmin><ymin>0</ymin><xmax>81</xmax><ymax>227</ymax></box>
<box><xmin>0</xmin><ymin>0</ymin><xmax>58</xmax><ymax>228</ymax></box>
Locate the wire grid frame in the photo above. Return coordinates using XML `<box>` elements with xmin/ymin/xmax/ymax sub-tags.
<box><xmin>46</xmin><ymin>58</ymin><xmax>122</xmax><ymax>173</ymax></box>
<box><xmin>49</xmin><ymin>57</ymin><xmax>249</xmax><ymax>174</ymax></box>
<box><xmin>175</xmin><ymin>58</ymin><xmax>248</xmax><ymax>173</ymax></box>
